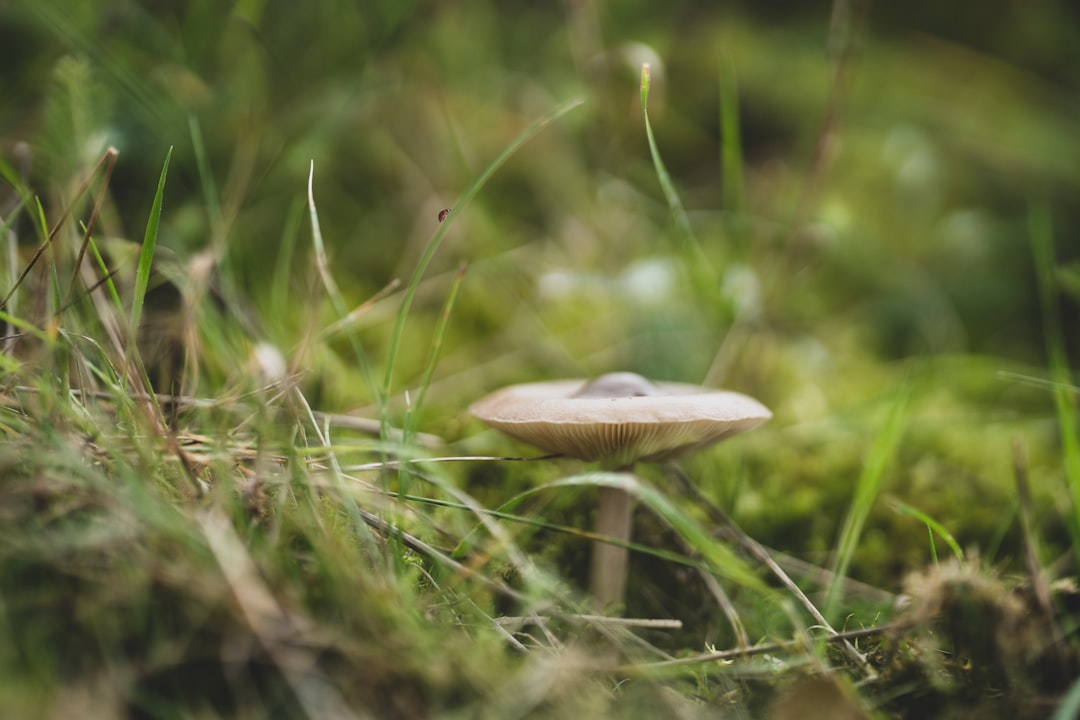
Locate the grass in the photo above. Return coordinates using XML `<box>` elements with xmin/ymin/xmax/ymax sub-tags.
<box><xmin>2</xmin><ymin>1</ymin><xmax>1080</xmax><ymax>717</ymax></box>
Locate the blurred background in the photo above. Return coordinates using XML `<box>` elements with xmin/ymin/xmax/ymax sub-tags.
<box><xmin>3</xmin><ymin>0</ymin><xmax>1080</xmax><ymax>589</ymax></box>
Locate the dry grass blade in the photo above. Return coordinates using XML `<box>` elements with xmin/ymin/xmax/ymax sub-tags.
<box><xmin>619</xmin><ymin>624</ymin><xmax>890</xmax><ymax>674</ymax></box>
<box><xmin>665</xmin><ymin>464</ymin><xmax>875</xmax><ymax>675</ymax></box>
<box><xmin>64</xmin><ymin>147</ymin><xmax>118</xmax><ymax>306</ymax></box>
<box><xmin>347</xmin><ymin>500</ymin><xmax>529</xmax><ymax>605</ymax></box>
<box><xmin>0</xmin><ymin>147</ymin><xmax>118</xmax><ymax>312</ymax></box>
<box><xmin>495</xmin><ymin>615</ymin><xmax>683</xmax><ymax>630</ymax></box>
<box><xmin>1013</xmin><ymin>438</ymin><xmax>1072</xmax><ymax>676</ymax></box>
<box><xmin>319</xmin><ymin>278</ymin><xmax>402</xmax><ymax>339</ymax></box>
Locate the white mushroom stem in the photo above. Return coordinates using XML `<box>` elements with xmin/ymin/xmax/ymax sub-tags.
<box><xmin>590</xmin><ymin>482</ymin><xmax>635</xmax><ymax>610</ymax></box>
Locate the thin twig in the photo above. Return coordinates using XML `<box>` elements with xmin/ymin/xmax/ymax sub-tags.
<box><xmin>698</xmin><ymin>567</ymin><xmax>750</xmax><ymax>649</ymax></box>
<box><xmin>1</xmin><ymin>146</ymin><xmax>119</xmax><ymax>311</ymax></box>
<box><xmin>54</xmin><ymin>264</ymin><xmax>124</xmax><ymax>318</ymax></box>
<box><xmin>343</xmin><ymin>454</ymin><xmax>560</xmax><ymax>472</ymax></box>
<box><xmin>1013</xmin><ymin>437</ymin><xmax>1072</xmax><ymax>676</ymax></box>
<box><xmin>495</xmin><ymin>614</ymin><xmax>683</xmax><ymax>630</ymax></box>
<box><xmin>665</xmin><ymin>464</ymin><xmax>875</xmax><ymax>677</ymax></box>
<box><xmin>319</xmin><ymin>278</ymin><xmax>402</xmax><ymax>339</ymax></box>
<box><xmin>670</xmin><ymin>517</ymin><xmax>749</xmax><ymax>648</ymax></box>
<box><xmin>350</xmin><ymin>501</ymin><xmax>529</xmax><ymax>605</ymax></box>
<box><xmin>618</xmin><ymin>623</ymin><xmax>892</xmax><ymax>674</ymax></box>
<box><xmin>65</xmin><ymin>148</ymin><xmax>119</xmax><ymax>306</ymax></box>
<box><xmin>768</xmin><ymin>549</ymin><xmax>896</xmax><ymax>605</ymax></box>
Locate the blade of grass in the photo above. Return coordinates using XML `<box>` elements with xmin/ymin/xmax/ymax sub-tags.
<box><xmin>386</xmin><ymin>488</ymin><xmax>710</xmax><ymax>571</ymax></box>
<box><xmin>619</xmin><ymin>624</ymin><xmax>890</xmax><ymax>676</ymax></box>
<box><xmin>382</xmin><ymin>461</ymin><xmax>550</xmax><ymax>596</ymax></box>
<box><xmin>719</xmin><ymin>56</ymin><xmax>744</xmax><ymax>213</ymax></box>
<box><xmin>640</xmin><ymin>64</ymin><xmax>716</xmax><ymax>296</ymax></box>
<box><xmin>1014</xmin><ymin>437</ymin><xmax>1073</xmax><ymax>677</ymax></box>
<box><xmin>318</xmin><ymin>279</ymin><xmax>402</xmax><ymax>341</ymax></box>
<box><xmin>42</xmin><ymin>196</ymin><xmax>63</xmax><ymax>320</ymax></box>
<box><xmin>0</xmin><ymin>310</ymin><xmax>50</xmax><ymax>343</ymax></box>
<box><xmin>2</xmin><ymin>147</ymin><xmax>117</xmax><ymax>312</ymax></box>
<box><xmin>393</xmin><ymin>264</ymin><xmax>467</xmax><ymax>560</ymax></box>
<box><xmin>892</xmin><ymin>500</ymin><xmax>963</xmax><ymax>563</ymax></box>
<box><xmin>1030</xmin><ymin>204</ymin><xmax>1080</xmax><ymax>546</ymax></box>
<box><xmin>526</xmin><ymin>472</ymin><xmax>770</xmax><ymax>593</ymax></box>
<box><xmin>188</xmin><ymin>115</ymin><xmax>222</xmax><ymax>235</ymax></box>
<box><xmin>65</xmin><ymin>147</ymin><xmax>118</xmax><ymax>306</ymax></box>
<box><xmin>306</xmin><ymin>161</ymin><xmax>381</xmax><ymax>408</ymax></box>
<box><xmin>405</xmin><ymin>263</ymin><xmax>467</xmax><ymax>436</ymax></box>
<box><xmin>271</xmin><ymin>197</ymin><xmax>304</xmax><ymax>327</ymax></box>
<box><xmin>380</xmin><ymin>97</ymin><xmax>584</xmax><ymax>421</ymax></box>
<box><xmin>826</xmin><ymin>382</ymin><xmax>909</xmax><ymax>619</ymax></box>
<box><xmin>130</xmin><ymin>146</ymin><xmax>172</xmax><ymax>333</ymax></box>
<box><xmin>665</xmin><ymin>463</ymin><xmax>872</xmax><ymax>673</ymax></box>
<box><xmin>86</xmin><ymin>233</ymin><xmax>125</xmax><ymax>313</ymax></box>
<box><xmin>997</xmin><ymin>370</ymin><xmax>1079</xmax><ymax>394</ymax></box>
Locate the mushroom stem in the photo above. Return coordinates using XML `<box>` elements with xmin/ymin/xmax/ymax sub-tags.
<box><xmin>590</xmin><ymin>483</ymin><xmax>635</xmax><ymax>610</ymax></box>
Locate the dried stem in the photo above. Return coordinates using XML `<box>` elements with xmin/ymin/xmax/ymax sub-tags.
<box><xmin>665</xmin><ymin>464</ymin><xmax>875</xmax><ymax>677</ymax></box>
<box><xmin>618</xmin><ymin>623</ymin><xmax>891</xmax><ymax>674</ymax></box>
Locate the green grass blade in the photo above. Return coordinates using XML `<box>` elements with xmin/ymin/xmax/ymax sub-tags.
<box><xmin>407</xmin><ymin>263</ymin><xmax>466</xmax><ymax>431</ymax></box>
<box><xmin>397</xmin><ymin>266</ymin><xmax>467</xmax><ymax>530</ymax></box>
<box><xmin>641</xmin><ymin>65</ymin><xmax>695</xmax><ymax>250</ymax></box>
<box><xmin>0</xmin><ymin>310</ymin><xmax>50</xmax><ymax>343</ymax></box>
<box><xmin>403</xmin><ymin>490</ymin><xmax>711</xmax><ymax>570</ymax></box>
<box><xmin>719</xmin><ymin>57</ymin><xmax>744</xmax><ymax>213</ymax></box>
<box><xmin>640</xmin><ymin>64</ymin><xmax>715</xmax><ymax>284</ymax></box>
<box><xmin>271</xmin><ymin>198</ymin><xmax>304</xmax><ymax>326</ymax></box>
<box><xmin>188</xmin><ymin>115</ymin><xmax>221</xmax><ymax>233</ymax></box>
<box><xmin>892</xmin><ymin>500</ymin><xmax>963</xmax><ymax>563</ymax></box>
<box><xmin>380</xmin><ymin>97</ymin><xmax>585</xmax><ymax>415</ymax></box>
<box><xmin>635</xmin><ymin>66</ymin><xmax>721</xmax><ymax>313</ymax></box>
<box><xmin>1030</xmin><ymin>205</ymin><xmax>1080</xmax><ymax>546</ymax></box>
<box><xmin>86</xmin><ymin>232</ymin><xmax>124</xmax><ymax>314</ymax></box>
<box><xmin>997</xmin><ymin>370</ymin><xmax>1079</xmax><ymax>395</ymax></box>
<box><xmin>130</xmin><ymin>146</ymin><xmax>172</xmax><ymax>333</ymax></box>
<box><xmin>826</xmin><ymin>383</ymin><xmax>909</xmax><ymax>618</ymax></box>
<box><xmin>306</xmin><ymin>162</ymin><xmax>382</xmax><ymax>415</ymax></box>
<box><xmin>0</xmin><ymin>197</ymin><xmax>23</xmax><ymax>242</ymax></box>
<box><xmin>0</xmin><ymin>196</ymin><xmax>50</xmax><ymax>312</ymax></box>
<box><xmin>521</xmin><ymin>472</ymin><xmax>770</xmax><ymax>593</ymax></box>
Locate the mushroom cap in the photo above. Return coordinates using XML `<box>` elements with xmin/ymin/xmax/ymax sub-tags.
<box><xmin>469</xmin><ymin>372</ymin><xmax>771</xmax><ymax>466</ymax></box>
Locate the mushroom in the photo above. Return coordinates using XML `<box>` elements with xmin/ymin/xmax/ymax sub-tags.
<box><xmin>470</xmin><ymin>371</ymin><xmax>771</xmax><ymax>609</ymax></box>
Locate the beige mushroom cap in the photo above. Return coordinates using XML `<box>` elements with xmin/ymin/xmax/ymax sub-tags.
<box><xmin>470</xmin><ymin>372</ymin><xmax>771</xmax><ymax>467</ymax></box>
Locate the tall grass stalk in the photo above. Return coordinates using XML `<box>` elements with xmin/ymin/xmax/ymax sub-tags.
<box><xmin>718</xmin><ymin>57</ymin><xmax>744</xmax><ymax>213</ymax></box>
<box><xmin>129</xmin><ymin>146</ymin><xmax>171</xmax><ymax>335</ymax></box>
<box><xmin>826</xmin><ymin>383</ymin><xmax>909</xmax><ymax>619</ymax></box>
<box><xmin>639</xmin><ymin>64</ymin><xmax>717</xmax><ymax>301</ymax></box>
<box><xmin>65</xmin><ymin>148</ymin><xmax>117</xmax><ymax>306</ymax></box>
<box><xmin>379</xmin><ymin>97</ymin><xmax>584</xmax><ymax>415</ymax></box>
<box><xmin>305</xmin><ymin>161</ymin><xmax>381</xmax><ymax>409</ymax></box>
<box><xmin>1030</xmin><ymin>205</ymin><xmax>1080</xmax><ymax>547</ymax></box>
<box><xmin>400</xmin><ymin>260</ymin><xmax>467</xmax><ymax>503</ymax></box>
<box><xmin>892</xmin><ymin>500</ymin><xmax>964</xmax><ymax>564</ymax></box>
<box><xmin>188</xmin><ymin>115</ymin><xmax>222</xmax><ymax>235</ymax></box>
<box><xmin>526</xmin><ymin>472</ymin><xmax>770</xmax><ymax>593</ymax></box>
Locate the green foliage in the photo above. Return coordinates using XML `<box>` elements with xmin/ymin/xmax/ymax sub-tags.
<box><xmin>130</xmin><ymin>146</ymin><xmax>171</xmax><ymax>335</ymax></box>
